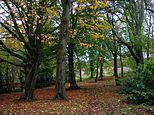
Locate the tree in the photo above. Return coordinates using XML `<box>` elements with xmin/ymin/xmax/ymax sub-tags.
<box><xmin>55</xmin><ymin>0</ymin><xmax>71</xmax><ymax>100</ymax></box>
<box><xmin>106</xmin><ymin>0</ymin><xmax>119</xmax><ymax>80</ymax></box>
<box><xmin>144</xmin><ymin>10</ymin><xmax>154</xmax><ymax>60</ymax></box>
<box><xmin>107</xmin><ymin>0</ymin><xmax>145</xmax><ymax>66</ymax></box>
<box><xmin>67</xmin><ymin>4</ymin><xmax>79</xmax><ymax>90</ymax></box>
<box><xmin>0</xmin><ymin>0</ymin><xmax>57</xmax><ymax>101</ymax></box>
<box><xmin>68</xmin><ymin>41</ymin><xmax>79</xmax><ymax>89</ymax></box>
<box><xmin>74</xmin><ymin>0</ymin><xmax>111</xmax><ymax>80</ymax></box>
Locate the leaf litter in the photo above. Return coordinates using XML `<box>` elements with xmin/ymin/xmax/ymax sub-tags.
<box><xmin>0</xmin><ymin>77</ymin><xmax>153</xmax><ymax>115</ymax></box>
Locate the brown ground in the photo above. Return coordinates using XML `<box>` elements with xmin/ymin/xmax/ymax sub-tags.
<box><xmin>0</xmin><ymin>77</ymin><xmax>154</xmax><ymax>115</ymax></box>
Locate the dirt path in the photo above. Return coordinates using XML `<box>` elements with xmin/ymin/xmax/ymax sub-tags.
<box><xmin>0</xmin><ymin>77</ymin><xmax>153</xmax><ymax>115</ymax></box>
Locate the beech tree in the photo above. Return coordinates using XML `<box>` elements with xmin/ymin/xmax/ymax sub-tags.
<box><xmin>55</xmin><ymin>0</ymin><xmax>71</xmax><ymax>99</ymax></box>
<box><xmin>0</xmin><ymin>0</ymin><xmax>57</xmax><ymax>101</ymax></box>
<box><xmin>67</xmin><ymin>4</ymin><xmax>79</xmax><ymax>90</ymax></box>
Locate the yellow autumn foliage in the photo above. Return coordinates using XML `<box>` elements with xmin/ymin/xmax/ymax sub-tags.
<box><xmin>94</xmin><ymin>0</ymin><xmax>108</xmax><ymax>9</ymax></box>
<box><xmin>45</xmin><ymin>8</ymin><xmax>57</xmax><ymax>17</ymax></box>
<box><xmin>39</xmin><ymin>34</ymin><xmax>55</xmax><ymax>46</ymax></box>
<box><xmin>80</xmin><ymin>42</ymin><xmax>94</xmax><ymax>48</ymax></box>
<box><xmin>77</xmin><ymin>0</ymin><xmax>87</xmax><ymax>3</ymax></box>
<box><xmin>69</xmin><ymin>30</ymin><xmax>77</xmax><ymax>38</ymax></box>
<box><xmin>91</xmin><ymin>32</ymin><xmax>104</xmax><ymax>39</ymax></box>
<box><xmin>4</xmin><ymin>39</ymin><xmax>24</xmax><ymax>50</ymax></box>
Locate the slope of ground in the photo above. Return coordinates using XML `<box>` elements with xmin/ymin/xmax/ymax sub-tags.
<box><xmin>0</xmin><ymin>77</ymin><xmax>154</xmax><ymax>115</ymax></box>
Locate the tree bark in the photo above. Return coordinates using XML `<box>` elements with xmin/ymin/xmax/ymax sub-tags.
<box><xmin>99</xmin><ymin>59</ymin><xmax>103</xmax><ymax>80</ymax></box>
<box><xmin>120</xmin><ymin>55</ymin><xmax>123</xmax><ymax>77</ymax></box>
<box><xmin>79</xmin><ymin>66</ymin><xmax>82</xmax><ymax>82</ymax></box>
<box><xmin>68</xmin><ymin>43</ymin><xmax>79</xmax><ymax>89</ymax></box>
<box><xmin>95</xmin><ymin>57</ymin><xmax>99</xmax><ymax>82</ymax></box>
<box><xmin>119</xmin><ymin>48</ymin><xmax>124</xmax><ymax>77</ymax></box>
<box><xmin>78</xmin><ymin>58</ymin><xmax>82</xmax><ymax>82</ymax></box>
<box><xmin>90</xmin><ymin>60</ymin><xmax>94</xmax><ymax>78</ymax></box>
<box><xmin>55</xmin><ymin>0</ymin><xmax>71</xmax><ymax>100</ymax></box>
<box><xmin>20</xmin><ymin>49</ymin><xmax>41</xmax><ymax>101</ymax></box>
<box><xmin>113</xmin><ymin>53</ymin><xmax>118</xmax><ymax>79</ymax></box>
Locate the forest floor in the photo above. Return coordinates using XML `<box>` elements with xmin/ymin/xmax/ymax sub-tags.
<box><xmin>0</xmin><ymin>77</ymin><xmax>154</xmax><ymax>115</ymax></box>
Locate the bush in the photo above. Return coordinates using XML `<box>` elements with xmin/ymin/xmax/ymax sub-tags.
<box><xmin>118</xmin><ymin>60</ymin><xmax>154</xmax><ymax>105</ymax></box>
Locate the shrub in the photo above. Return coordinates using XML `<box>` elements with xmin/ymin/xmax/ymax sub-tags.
<box><xmin>119</xmin><ymin>60</ymin><xmax>154</xmax><ymax>105</ymax></box>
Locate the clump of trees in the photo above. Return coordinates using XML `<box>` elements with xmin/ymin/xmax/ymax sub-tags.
<box><xmin>0</xmin><ymin>0</ymin><xmax>154</xmax><ymax>104</ymax></box>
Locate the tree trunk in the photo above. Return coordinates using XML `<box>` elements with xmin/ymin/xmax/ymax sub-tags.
<box><xmin>99</xmin><ymin>58</ymin><xmax>103</xmax><ymax>80</ymax></box>
<box><xmin>119</xmin><ymin>48</ymin><xmax>123</xmax><ymax>77</ymax></box>
<box><xmin>55</xmin><ymin>0</ymin><xmax>71</xmax><ymax>100</ymax></box>
<box><xmin>79</xmin><ymin>65</ymin><xmax>82</xmax><ymax>82</ymax></box>
<box><xmin>20</xmin><ymin>51</ymin><xmax>40</xmax><ymax>101</ymax></box>
<box><xmin>95</xmin><ymin>57</ymin><xmax>99</xmax><ymax>82</ymax></box>
<box><xmin>135</xmin><ymin>48</ymin><xmax>144</xmax><ymax>65</ymax></box>
<box><xmin>113</xmin><ymin>53</ymin><xmax>118</xmax><ymax>79</ymax></box>
<box><xmin>55</xmin><ymin>37</ymin><xmax>68</xmax><ymax>100</ymax></box>
<box><xmin>0</xmin><ymin>74</ymin><xmax>3</xmax><ymax>93</ymax></box>
<box><xmin>68</xmin><ymin>43</ymin><xmax>79</xmax><ymax>89</ymax></box>
<box><xmin>90</xmin><ymin>60</ymin><xmax>94</xmax><ymax>78</ymax></box>
<box><xmin>146</xmin><ymin>37</ymin><xmax>150</xmax><ymax>60</ymax></box>
<box><xmin>78</xmin><ymin>58</ymin><xmax>82</xmax><ymax>82</ymax></box>
<box><xmin>136</xmin><ymin>0</ymin><xmax>144</xmax><ymax>65</ymax></box>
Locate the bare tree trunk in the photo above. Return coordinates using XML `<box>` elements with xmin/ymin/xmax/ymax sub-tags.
<box><xmin>113</xmin><ymin>53</ymin><xmax>118</xmax><ymax>79</ymax></box>
<box><xmin>119</xmin><ymin>47</ymin><xmax>124</xmax><ymax>77</ymax></box>
<box><xmin>55</xmin><ymin>36</ymin><xmax>68</xmax><ymax>100</ymax></box>
<box><xmin>68</xmin><ymin>43</ymin><xmax>79</xmax><ymax>89</ymax></box>
<box><xmin>95</xmin><ymin>57</ymin><xmax>99</xmax><ymax>82</ymax></box>
<box><xmin>77</xmin><ymin>58</ymin><xmax>82</xmax><ymax>82</ymax></box>
<box><xmin>99</xmin><ymin>58</ymin><xmax>104</xmax><ymax>80</ymax></box>
<box><xmin>90</xmin><ymin>60</ymin><xmax>94</xmax><ymax>78</ymax></box>
<box><xmin>55</xmin><ymin>0</ymin><xmax>71</xmax><ymax>100</ymax></box>
<box><xmin>79</xmin><ymin>66</ymin><xmax>82</xmax><ymax>82</ymax></box>
<box><xmin>147</xmin><ymin>38</ymin><xmax>150</xmax><ymax>60</ymax></box>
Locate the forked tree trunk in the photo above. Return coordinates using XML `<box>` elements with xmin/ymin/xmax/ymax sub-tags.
<box><xmin>55</xmin><ymin>0</ymin><xmax>71</xmax><ymax>100</ymax></box>
<box><xmin>126</xmin><ymin>0</ymin><xmax>144</xmax><ymax>66</ymax></box>
<box><xmin>68</xmin><ymin>43</ymin><xmax>79</xmax><ymax>89</ymax></box>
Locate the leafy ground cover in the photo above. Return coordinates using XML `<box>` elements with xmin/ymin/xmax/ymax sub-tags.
<box><xmin>0</xmin><ymin>77</ymin><xmax>154</xmax><ymax>115</ymax></box>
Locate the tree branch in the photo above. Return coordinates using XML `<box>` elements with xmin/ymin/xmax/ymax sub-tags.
<box><xmin>147</xmin><ymin>8</ymin><xmax>154</xmax><ymax>13</ymax></box>
<box><xmin>3</xmin><ymin>0</ymin><xmax>26</xmax><ymax>43</ymax></box>
<box><xmin>0</xmin><ymin>40</ymin><xmax>25</xmax><ymax>61</ymax></box>
<box><xmin>112</xmin><ymin>29</ymin><xmax>139</xmax><ymax>63</ymax></box>
<box><xmin>0</xmin><ymin>58</ymin><xmax>25</xmax><ymax>67</ymax></box>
